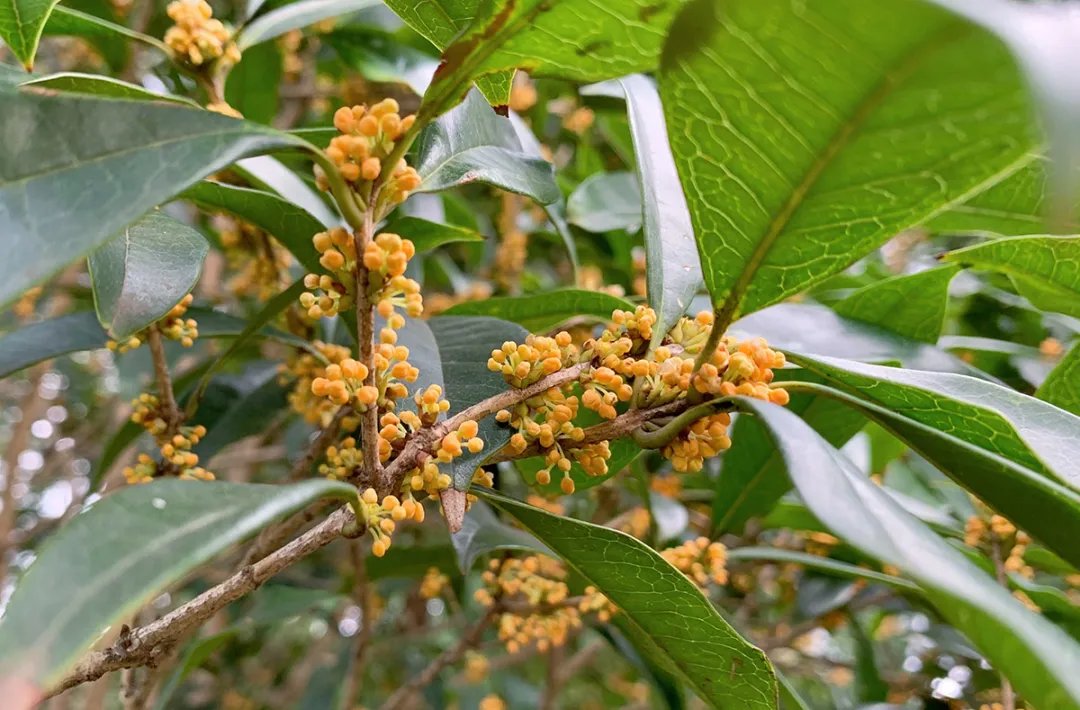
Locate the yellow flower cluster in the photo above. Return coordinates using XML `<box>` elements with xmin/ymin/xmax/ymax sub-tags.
<box><xmin>311</xmin><ymin>358</ymin><xmax>378</xmax><ymax>409</ymax></box>
<box><xmin>663</xmin><ymin>412</ymin><xmax>732</xmax><ymax>473</ymax></box>
<box><xmin>107</xmin><ymin>294</ymin><xmax>199</xmax><ymax>353</ymax></box>
<box><xmin>419</xmin><ymin>566</ymin><xmax>449</xmax><ymax>599</ymax></box>
<box><xmin>216</xmin><ymin>216</ymin><xmax>292</xmax><ymax>300</ymax></box>
<box><xmin>661</xmin><ymin>537</ymin><xmax>728</xmax><ymax>587</ymax></box>
<box><xmin>316</xmin><ymin>100</ymin><xmax>421</xmax><ymax>215</ymax></box>
<box><xmin>487</xmin><ymin>332</ymin><xmax>577</xmax><ymax>388</ymax></box>
<box><xmin>475</xmin><ymin>556</ymin><xmax>614</xmax><ymax>654</ymax></box>
<box><xmin>123</xmin><ymin>393</ymin><xmax>214</xmax><ymax>484</ymax></box>
<box><xmin>364</xmin><ymin>232</ymin><xmax>423</xmax><ymax>326</ymax></box>
<box><xmin>463</xmin><ymin>650</ymin><xmax>489</xmax><ymax>683</ymax></box>
<box><xmin>301</xmin><ymin>227</ymin><xmax>356</xmax><ymax>320</ymax></box>
<box><xmin>282</xmin><ymin>341</ymin><xmax>360</xmax><ymax>428</ymax></box>
<box><xmin>164</xmin><ymin>0</ymin><xmax>240</xmax><ymax>69</ymax></box>
<box><xmin>965</xmin><ymin>513</ymin><xmax>1034</xmax><ymax>579</ymax></box>
<box><xmin>357</xmin><ymin>487</ymin><xmax>425</xmax><ymax>558</ymax></box>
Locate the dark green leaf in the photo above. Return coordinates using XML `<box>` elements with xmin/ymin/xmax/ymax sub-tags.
<box><xmin>181</xmin><ymin>180</ymin><xmax>323</xmax><ymax>274</ymax></box>
<box><xmin>739</xmin><ymin>397</ymin><xmax>1080</xmax><ymax>709</ymax></box>
<box><xmin>660</xmin><ymin>0</ymin><xmax>1037</xmax><ymax>326</ymax></box>
<box><xmin>443</xmin><ymin>289</ymin><xmax>633</xmax><ymax>331</ymax></box>
<box><xmin>789</xmin><ymin>354</ymin><xmax>1080</xmax><ymax>487</ymax></box>
<box><xmin>236</xmin><ymin>0</ymin><xmax>379</xmax><ymax>50</ymax></box>
<box><xmin>43</xmin><ymin>6</ymin><xmax>168</xmax><ymax>56</ymax></box>
<box><xmin>428</xmin><ymin>316</ymin><xmax>527</xmax><ymax>489</ymax></box>
<box><xmin>194</xmin><ymin>369</ymin><xmax>289</xmax><ymax>460</ymax></box>
<box><xmin>0</xmin><ymin>0</ymin><xmax>59</xmax><ymax>68</ymax></box>
<box><xmin>1038</xmin><ymin>343</ymin><xmax>1080</xmax><ymax>415</ymax></box>
<box><xmin>0</xmin><ymin>92</ymin><xmax>308</xmax><ymax>307</ymax></box>
<box><xmin>567</xmin><ymin>171</ymin><xmax>642</xmax><ymax>233</ymax></box>
<box><xmin>419</xmin><ymin>0</ymin><xmax>686</xmax><ymax>121</ymax></box>
<box><xmin>381</xmin><ymin>215</ymin><xmax>484</xmax><ymax>253</ymax></box>
<box><xmin>325</xmin><ymin>27</ymin><xmax>439</xmax><ymax>96</ymax></box>
<box><xmin>88</xmin><ymin>212</ymin><xmax>209</xmax><ymax>339</ymax></box>
<box><xmin>778</xmin><ymin>376</ymin><xmax>1080</xmax><ymax>569</ymax></box>
<box><xmin>451</xmin><ymin>500</ymin><xmax>549</xmax><ymax>572</ymax></box>
<box><xmin>483</xmin><ymin>489</ymin><xmax>779</xmax><ymax>709</ymax></box>
<box><xmin>415</xmin><ymin>89</ymin><xmax>559</xmax><ymax>204</ymax></box>
<box><xmin>582</xmin><ymin>75</ymin><xmax>703</xmax><ymax>343</ymax></box>
<box><xmin>226</xmin><ymin>41</ymin><xmax>281</xmax><ymax>125</ymax></box>
<box><xmin>944</xmin><ymin>235</ymin><xmax>1080</xmax><ymax>318</ymax></box>
<box><xmin>21</xmin><ymin>73</ymin><xmax>195</xmax><ymax>105</ymax></box>
<box><xmin>0</xmin><ymin>479</ymin><xmax>358</xmax><ymax>692</ymax></box>
<box><xmin>833</xmin><ymin>265</ymin><xmax>959</xmax><ymax>343</ymax></box>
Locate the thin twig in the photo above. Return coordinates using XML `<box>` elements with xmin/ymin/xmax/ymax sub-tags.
<box><xmin>378</xmin><ymin>605</ymin><xmax>499</xmax><ymax>710</ymax></box>
<box><xmin>146</xmin><ymin>326</ymin><xmax>181</xmax><ymax>434</ymax></box>
<box><xmin>50</xmin><ymin>507</ymin><xmax>358</xmax><ymax>697</ymax></box>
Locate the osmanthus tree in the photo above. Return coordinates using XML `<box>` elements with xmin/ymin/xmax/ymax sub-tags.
<box><xmin>0</xmin><ymin>0</ymin><xmax>1079</xmax><ymax>707</ymax></box>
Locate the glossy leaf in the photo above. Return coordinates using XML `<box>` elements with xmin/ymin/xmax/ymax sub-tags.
<box><xmin>419</xmin><ymin>0</ymin><xmax>686</xmax><ymax>121</ymax></box>
<box><xmin>414</xmin><ymin>89</ymin><xmax>559</xmax><ymax>204</ymax></box>
<box><xmin>582</xmin><ymin>75</ymin><xmax>703</xmax><ymax>344</ymax></box>
<box><xmin>740</xmin><ymin>398</ymin><xmax>1080</xmax><ymax>709</ymax></box>
<box><xmin>88</xmin><ymin>212</ymin><xmax>208</xmax><ymax>339</ymax></box>
<box><xmin>428</xmin><ymin>316</ymin><xmax>528</xmax><ymax>489</ymax></box>
<box><xmin>325</xmin><ymin>27</ymin><xmax>439</xmax><ymax>97</ymax></box>
<box><xmin>380</xmin><ymin>215</ymin><xmax>484</xmax><ymax>253</ymax></box>
<box><xmin>483</xmin><ymin>489</ymin><xmax>779</xmax><ymax>709</ymax></box>
<box><xmin>0</xmin><ymin>92</ymin><xmax>309</xmax><ymax>307</ymax></box>
<box><xmin>781</xmin><ymin>378</ymin><xmax>1080</xmax><ymax>569</ymax></box>
<box><xmin>714</xmin><ymin>372</ymin><xmax>866</xmax><ymax>535</ymax></box>
<box><xmin>833</xmin><ymin>265</ymin><xmax>959</xmax><ymax>343</ymax></box>
<box><xmin>234</xmin><ymin>155</ymin><xmax>339</xmax><ymax>229</ymax></box>
<box><xmin>925</xmin><ymin>160</ymin><xmax>1054</xmax><ymax>236</ymax></box>
<box><xmin>0</xmin><ymin>0</ymin><xmax>59</xmax><ymax>68</ymax></box>
<box><xmin>193</xmin><ymin>368</ymin><xmax>290</xmax><ymax>460</ymax></box>
<box><xmin>725</xmin><ymin>547</ymin><xmax>919</xmax><ymax>592</ymax></box>
<box><xmin>225</xmin><ymin>41</ymin><xmax>281</xmax><ymax>125</ymax></box>
<box><xmin>0</xmin><ymin>309</ymin><xmax>304</xmax><ymax>379</ymax></box>
<box><xmin>1038</xmin><ymin>343</ymin><xmax>1080</xmax><ymax>415</ymax></box>
<box><xmin>789</xmin><ymin>354</ymin><xmax>1080</xmax><ymax>489</ymax></box>
<box><xmin>181</xmin><ymin>180</ymin><xmax>323</xmax><ymax>273</ymax></box>
<box><xmin>236</xmin><ymin>0</ymin><xmax>379</xmax><ymax>50</ymax></box>
<box><xmin>43</xmin><ymin>6</ymin><xmax>169</xmax><ymax>57</ymax></box>
<box><xmin>0</xmin><ymin>479</ymin><xmax>358</xmax><ymax>693</ymax></box>
<box><xmin>567</xmin><ymin>171</ymin><xmax>642</xmax><ymax>233</ymax></box>
<box><xmin>944</xmin><ymin>235</ymin><xmax>1080</xmax><ymax>318</ymax></box>
<box><xmin>443</xmin><ymin>290</ymin><xmax>633</xmax><ymax>331</ymax></box>
<box><xmin>660</xmin><ymin>0</ymin><xmax>1037</xmax><ymax>327</ymax></box>
<box><xmin>21</xmin><ymin>73</ymin><xmax>195</xmax><ymax>105</ymax></box>
<box><xmin>451</xmin><ymin>500</ymin><xmax>549</xmax><ymax>572</ymax></box>
<box><xmin>730</xmin><ymin>303</ymin><xmax>969</xmax><ymax>374</ymax></box>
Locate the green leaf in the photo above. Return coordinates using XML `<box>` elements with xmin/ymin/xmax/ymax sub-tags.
<box><xmin>832</xmin><ymin>265</ymin><xmax>959</xmax><ymax>343</ymax></box>
<box><xmin>20</xmin><ymin>73</ymin><xmax>195</xmax><ymax>105</ymax></box>
<box><xmin>234</xmin><ymin>155</ymin><xmax>339</xmax><ymax>229</ymax></box>
<box><xmin>0</xmin><ymin>0</ymin><xmax>59</xmax><ymax>68</ymax></box>
<box><xmin>780</xmin><ymin>376</ymin><xmax>1080</xmax><ymax>569</ymax></box>
<box><xmin>0</xmin><ymin>479</ymin><xmax>358</xmax><ymax>693</ymax></box>
<box><xmin>181</xmin><ymin>180</ymin><xmax>323</xmax><ymax>273</ymax></box>
<box><xmin>87</xmin><ymin>212</ymin><xmax>209</xmax><ymax>339</ymax></box>
<box><xmin>451</xmin><ymin>500</ymin><xmax>549</xmax><ymax>572</ymax></box>
<box><xmin>414</xmin><ymin>89</ymin><xmax>559</xmax><ymax>204</ymax></box>
<box><xmin>924</xmin><ymin>159</ymin><xmax>1054</xmax><ymax>236</ymax></box>
<box><xmin>193</xmin><ymin>369</ymin><xmax>290</xmax><ymax>460</ymax></box>
<box><xmin>944</xmin><ymin>235</ymin><xmax>1080</xmax><ymax>318</ymax></box>
<box><xmin>725</xmin><ymin>547</ymin><xmax>918</xmax><ymax>591</ymax></box>
<box><xmin>1038</xmin><ymin>343</ymin><xmax>1080</xmax><ymax>415</ymax></box>
<box><xmin>788</xmin><ymin>354</ymin><xmax>1080</xmax><ymax>488</ymax></box>
<box><xmin>739</xmin><ymin>398</ymin><xmax>1080</xmax><ymax>710</ymax></box>
<box><xmin>325</xmin><ymin>26</ymin><xmax>438</xmax><ymax>96</ymax></box>
<box><xmin>0</xmin><ymin>308</ymin><xmax>304</xmax><ymax>379</ymax></box>
<box><xmin>731</xmin><ymin>303</ymin><xmax>969</xmax><ymax>373</ymax></box>
<box><xmin>0</xmin><ymin>92</ymin><xmax>309</xmax><ymax>308</ymax></box>
<box><xmin>428</xmin><ymin>316</ymin><xmax>528</xmax><ymax>489</ymax></box>
<box><xmin>566</xmin><ymin>171</ymin><xmax>642</xmax><ymax>233</ymax></box>
<box><xmin>236</xmin><ymin>0</ymin><xmax>379</xmax><ymax>50</ymax></box>
<box><xmin>443</xmin><ymin>290</ymin><xmax>633</xmax><ymax>331</ymax></box>
<box><xmin>419</xmin><ymin>0</ymin><xmax>686</xmax><ymax>121</ymax></box>
<box><xmin>379</xmin><ymin>0</ymin><xmax>512</xmax><ymax>105</ymax></box>
<box><xmin>380</xmin><ymin>215</ymin><xmax>484</xmax><ymax>253</ymax></box>
<box><xmin>660</xmin><ymin>0</ymin><xmax>1037</xmax><ymax>327</ymax></box>
<box><xmin>483</xmin><ymin>489</ymin><xmax>779</xmax><ymax>709</ymax></box>
<box><xmin>226</xmin><ymin>41</ymin><xmax>281</xmax><ymax>125</ymax></box>
<box><xmin>713</xmin><ymin>372</ymin><xmax>866</xmax><ymax>535</ymax></box>
<box><xmin>581</xmin><ymin>75</ymin><xmax>703</xmax><ymax>344</ymax></box>
<box><xmin>43</xmin><ymin>6</ymin><xmax>168</xmax><ymax>57</ymax></box>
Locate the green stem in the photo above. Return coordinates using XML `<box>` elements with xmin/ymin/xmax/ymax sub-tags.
<box><xmin>632</xmin><ymin>399</ymin><xmax>732</xmax><ymax>449</ymax></box>
<box><xmin>311</xmin><ymin>151</ymin><xmax>367</xmax><ymax>230</ymax></box>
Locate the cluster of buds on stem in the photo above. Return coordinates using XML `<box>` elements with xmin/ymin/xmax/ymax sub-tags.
<box><xmin>661</xmin><ymin>537</ymin><xmax>729</xmax><ymax>588</ymax></box>
<box><xmin>107</xmin><ymin>295</ymin><xmax>199</xmax><ymax>353</ymax></box>
<box><xmin>356</xmin><ymin>487</ymin><xmax>424</xmax><ymax>557</ymax></box>
<box><xmin>965</xmin><ymin>511</ymin><xmax>1034</xmax><ymax>580</ymax></box>
<box><xmin>475</xmin><ymin>555</ymin><xmax>615</xmax><ymax>653</ymax></box>
<box><xmin>123</xmin><ymin>393</ymin><xmax>214</xmax><ymax>484</ymax></box>
<box><xmin>164</xmin><ymin>0</ymin><xmax>240</xmax><ymax>70</ymax></box>
<box><xmin>315</xmin><ymin>100</ymin><xmax>421</xmax><ymax>219</ymax></box>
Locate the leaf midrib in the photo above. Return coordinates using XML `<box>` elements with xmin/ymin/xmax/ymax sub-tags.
<box><xmin>712</xmin><ymin>21</ymin><xmax>968</xmax><ymax>328</ymax></box>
